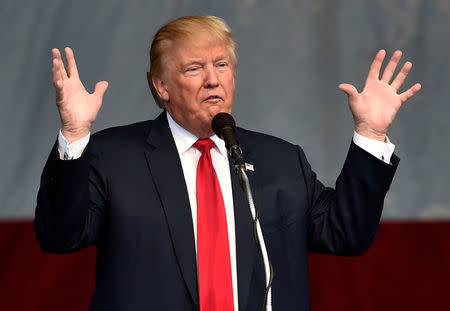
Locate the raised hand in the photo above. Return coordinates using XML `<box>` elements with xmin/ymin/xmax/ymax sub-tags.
<box><xmin>52</xmin><ymin>47</ymin><xmax>108</xmax><ymax>143</ymax></box>
<box><xmin>339</xmin><ymin>50</ymin><xmax>421</xmax><ymax>141</ymax></box>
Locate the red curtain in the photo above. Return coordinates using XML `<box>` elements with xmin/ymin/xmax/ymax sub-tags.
<box><xmin>1</xmin><ymin>221</ymin><xmax>449</xmax><ymax>310</ymax></box>
<box><xmin>309</xmin><ymin>221</ymin><xmax>450</xmax><ymax>310</ymax></box>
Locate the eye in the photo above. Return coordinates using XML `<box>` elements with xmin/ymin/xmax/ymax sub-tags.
<box><xmin>186</xmin><ymin>66</ymin><xmax>200</xmax><ymax>72</ymax></box>
<box><xmin>216</xmin><ymin>62</ymin><xmax>229</xmax><ymax>72</ymax></box>
<box><xmin>184</xmin><ymin>65</ymin><xmax>202</xmax><ymax>76</ymax></box>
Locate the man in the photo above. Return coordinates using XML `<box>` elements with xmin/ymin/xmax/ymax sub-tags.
<box><xmin>34</xmin><ymin>16</ymin><xmax>421</xmax><ymax>310</ymax></box>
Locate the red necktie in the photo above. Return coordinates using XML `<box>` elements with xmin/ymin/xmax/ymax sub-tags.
<box><xmin>194</xmin><ymin>139</ymin><xmax>234</xmax><ymax>311</ymax></box>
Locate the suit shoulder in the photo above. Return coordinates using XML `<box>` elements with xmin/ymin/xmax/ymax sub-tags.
<box><xmin>237</xmin><ymin>127</ymin><xmax>298</xmax><ymax>151</ymax></box>
<box><xmin>91</xmin><ymin>120</ymin><xmax>152</xmax><ymax>147</ymax></box>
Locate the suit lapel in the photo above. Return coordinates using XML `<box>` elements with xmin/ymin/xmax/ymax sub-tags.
<box><xmin>144</xmin><ymin>112</ymin><xmax>199</xmax><ymax>308</ymax></box>
<box><xmin>143</xmin><ymin>116</ymin><xmax>261</xmax><ymax>310</ymax></box>
<box><xmin>231</xmin><ymin>133</ymin><xmax>259</xmax><ymax>311</ymax></box>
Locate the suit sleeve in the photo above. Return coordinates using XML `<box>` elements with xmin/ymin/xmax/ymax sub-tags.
<box><xmin>299</xmin><ymin>141</ymin><xmax>399</xmax><ymax>256</ymax></box>
<box><xmin>34</xmin><ymin>139</ymin><xmax>107</xmax><ymax>253</ymax></box>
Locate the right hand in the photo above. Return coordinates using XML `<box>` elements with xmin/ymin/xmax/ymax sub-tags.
<box><xmin>52</xmin><ymin>47</ymin><xmax>108</xmax><ymax>143</ymax></box>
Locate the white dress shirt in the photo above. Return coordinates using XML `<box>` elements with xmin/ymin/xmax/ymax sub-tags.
<box><xmin>165</xmin><ymin>113</ymin><xmax>239</xmax><ymax>310</ymax></box>
<box><xmin>57</xmin><ymin>112</ymin><xmax>396</xmax><ymax>311</ymax></box>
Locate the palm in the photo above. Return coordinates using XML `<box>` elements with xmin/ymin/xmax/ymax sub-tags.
<box><xmin>352</xmin><ymin>79</ymin><xmax>400</xmax><ymax>133</ymax></box>
<box><xmin>57</xmin><ymin>76</ymin><xmax>101</xmax><ymax>125</ymax></box>
<box><xmin>339</xmin><ymin>50</ymin><xmax>421</xmax><ymax>141</ymax></box>
<box><xmin>52</xmin><ymin>47</ymin><xmax>108</xmax><ymax>141</ymax></box>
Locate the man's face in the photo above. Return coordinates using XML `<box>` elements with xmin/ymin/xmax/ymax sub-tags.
<box><xmin>154</xmin><ymin>32</ymin><xmax>235</xmax><ymax>138</ymax></box>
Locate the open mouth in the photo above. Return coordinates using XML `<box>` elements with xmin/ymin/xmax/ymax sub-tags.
<box><xmin>204</xmin><ymin>95</ymin><xmax>222</xmax><ymax>102</ymax></box>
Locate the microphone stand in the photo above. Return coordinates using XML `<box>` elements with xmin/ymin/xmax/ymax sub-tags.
<box><xmin>232</xmin><ymin>149</ymin><xmax>273</xmax><ymax>311</ymax></box>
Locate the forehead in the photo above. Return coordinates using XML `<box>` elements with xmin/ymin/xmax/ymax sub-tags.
<box><xmin>168</xmin><ymin>32</ymin><xmax>231</xmax><ymax>64</ymax></box>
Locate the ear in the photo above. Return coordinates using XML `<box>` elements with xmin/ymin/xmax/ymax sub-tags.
<box><xmin>148</xmin><ymin>72</ymin><xmax>170</xmax><ymax>102</ymax></box>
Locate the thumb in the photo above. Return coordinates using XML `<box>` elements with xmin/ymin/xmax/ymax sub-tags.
<box><xmin>338</xmin><ymin>83</ymin><xmax>358</xmax><ymax>99</ymax></box>
<box><xmin>94</xmin><ymin>81</ymin><xmax>109</xmax><ymax>98</ymax></box>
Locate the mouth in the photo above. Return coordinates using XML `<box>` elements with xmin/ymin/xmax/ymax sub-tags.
<box><xmin>203</xmin><ymin>95</ymin><xmax>223</xmax><ymax>102</ymax></box>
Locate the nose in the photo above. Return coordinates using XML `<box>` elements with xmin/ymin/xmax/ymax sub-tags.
<box><xmin>204</xmin><ymin>65</ymin><xmax>219</xmax><ymax>89</ymax></box>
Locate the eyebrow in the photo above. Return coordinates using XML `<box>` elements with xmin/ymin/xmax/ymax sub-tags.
<box><xmin>179</xmin><ymin>55</ymin><xmax>230</xmax><ymax>72</ymax></box>
<box><xmin>183</xmin><ymin>61</ymin><xmax>204</xmax><ymax>67</ymax></box>
<box><xmin>182</xmin><ymin>55</ymin><xmax>229</xmax><ymax>66</ymax></box>
<box><xmin>213</xmin><ymin>55</ymin><xmax>229</xmax><ymax>62</ymax></box>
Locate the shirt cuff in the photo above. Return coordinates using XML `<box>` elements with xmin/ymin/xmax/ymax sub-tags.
<box><xmin>57</xmin><ymin>130</ymin><xmax>90</xmax><ymax>160</ymax></box>
<box><xmin>352</xmin><ymin>131</ymin><xmax>395</xmax><ymax>164</ymax></box>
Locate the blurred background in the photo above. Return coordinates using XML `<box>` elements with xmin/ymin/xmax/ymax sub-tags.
<box><xmin>1</xmin><ymin>0</ymin><xmax>449</xmax><ymax>310</ymax></box>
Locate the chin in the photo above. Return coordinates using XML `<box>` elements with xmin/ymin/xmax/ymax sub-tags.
<box><xmin>208</xmin><ymin>105</ymin><xmax>231</xmax><ymax>118</ymax></box>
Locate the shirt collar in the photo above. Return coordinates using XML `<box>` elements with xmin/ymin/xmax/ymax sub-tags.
<box><xmin>166</xmin><ymin>111</ymin><xmax>228</xmax><ymax>157</ymax></box>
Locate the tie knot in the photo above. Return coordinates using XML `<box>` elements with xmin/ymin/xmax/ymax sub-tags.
<box><xmin>194</xmin><ymin>138</ymin><xmax>214</xmax><ymax>153</ymax></box>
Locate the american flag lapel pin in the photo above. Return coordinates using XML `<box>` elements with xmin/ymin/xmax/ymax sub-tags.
<box><xmin>245</xmin><ymin>162</ymin><xmax>254</xmax><ymax>171</ymax></box>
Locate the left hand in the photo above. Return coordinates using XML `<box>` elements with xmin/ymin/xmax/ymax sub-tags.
<box><xmin>339</xmin><ymin>49</ymin><xmax>421</xmax><ymax>141</ymax></box>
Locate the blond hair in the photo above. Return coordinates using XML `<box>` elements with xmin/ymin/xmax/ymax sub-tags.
<box><xmin>148</xmin><ymin>16</ymin><xmax>237</xmax><ymax>108</ymax></box>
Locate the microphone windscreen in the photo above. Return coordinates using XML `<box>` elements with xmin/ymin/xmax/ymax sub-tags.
<box><xmin>212</xmin><ymin>112</ymin><xmax>236</xmax><ymax>138</ymax></box>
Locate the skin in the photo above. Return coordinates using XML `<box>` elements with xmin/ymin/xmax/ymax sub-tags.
<box><xmin>52</xmin><ymin>41</ymin><xmax>420</xmax><ymax>143</ymax></box>
<box><xmin>151</xmin><ymin>32</ymin><xmax>235</xmax><ymax>138</ymax></box>
<box><xmin>339</xmin><ymin>49</ymin><xmax>421</xmax><ymax>141</ymax></box>
<box><xmin>52</xmin><ymin>47</ymin><xmax>108</xmax><ymax>143</ymax></box>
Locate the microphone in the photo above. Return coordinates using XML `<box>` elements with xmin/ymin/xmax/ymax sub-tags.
<box><xmin>212</xmin><ymin>112</ymin><xmax>244</xmax><ymax>165</ymax></box>
<box><xmin>213</xmin><ymin>113</ymin><xmax>274</xmax><ymax>310</ymax></box>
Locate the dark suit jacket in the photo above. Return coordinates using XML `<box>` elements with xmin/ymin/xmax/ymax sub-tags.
<box><xmin>34</xmin><ymin>111</ymin><xmax>399</xmax><ymax>310</ymax></box>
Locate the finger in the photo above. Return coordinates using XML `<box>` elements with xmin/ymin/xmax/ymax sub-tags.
<box><xmin>52</xmin><ymin>48</ymin><xmax>68</xmax><ymax>79</ymax></box>
<box><xmin>391</xmin><ymin>61</ymin><xmax>412</xmax><ymax>91</ymax></box>
<box><xmin>52</xmin><ymin>58</ymin><xmax>63</xmax><ymax>88</ymax></box>
<box><xmin>65</xmin><ymin>47</ymin><xmax>79</xmax><ymax>78</ymax></box>
<box><xmin>52</xmin><ymin>51</ymin><xmax>64</xmax><ymax>89</ymax></box>
<box><xmin>366</xmin><ymin>49</ymin><xmax>386</xmax><ymax>82</ymax></box>
<box><xmin>338</xmin><ymin>83</ymin><xmax>359</xmax><ymax>99</ymax></box>
<box><xmin>94</xmin><ymin>81</ymin><xmax>109</xmax><ymax>99</ymax></box>
<box><xmin>399</xmin><ymin>83</ymin><xmax>421</xmax><ymax>103</ymax></box>
<box><xmin>51</xmin><ymin>49</ymin><xmax>64</xmax><ymax>81</ymax></box>
<box><xmin>52</xmin><ymin>53</ymin><xmax>62</xmax><ymax>83</ymax></box>
<box><xmin>381</xmin><ymin>50</ymin><xmax>402</xmax><ymax>83</ymax></box>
